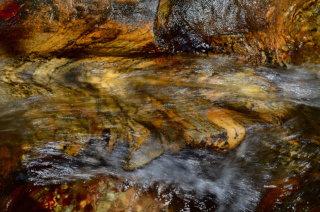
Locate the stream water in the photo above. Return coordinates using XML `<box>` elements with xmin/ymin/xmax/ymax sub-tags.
<box><xmin>0</xmin><ymin>55</ymin><xmax>319</xmax><ymax>211</ymax></box>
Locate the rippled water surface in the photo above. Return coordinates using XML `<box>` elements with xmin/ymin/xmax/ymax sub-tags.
<box><xmin>0</xmin><ymin>55</ymin><xmax>319</xmax><ymax>211</ymax></box>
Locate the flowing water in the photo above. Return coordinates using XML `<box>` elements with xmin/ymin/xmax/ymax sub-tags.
<box><xmin>0</xmin><ymin>55</ymin><xmax>320</xmax><ymax>211</ymax></box>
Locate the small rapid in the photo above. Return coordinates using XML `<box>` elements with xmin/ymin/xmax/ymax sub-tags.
<box><xmin>24</xmin><ymin>127</ymin><xmax>267</xmax><ymax>211</ymax></box>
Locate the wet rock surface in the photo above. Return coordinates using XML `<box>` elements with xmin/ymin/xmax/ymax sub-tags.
<box><xmin>0</xmin><ymin>0</ymin><xmax>320</xmax><ymax>211</ymax></box>
<box><xmin>0</xmin><ymin>0</ymin><xmax>320</xmax><ymax>64</ymax></box>
<box><xmin>0</xmin><ymin>56</ymin><xmax>294</xmax><ymax>157</ymax></box>
<box><xmin>0</xmin><ymin>0</ymin><xmax>158</xmax><ymax>58</ymax></box>
<box><xmin>155</xmin><ymin>0</ymin><xmax>320</xmax><ymax>65</ymax></box>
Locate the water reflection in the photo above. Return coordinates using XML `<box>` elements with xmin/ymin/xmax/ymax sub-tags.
<box><xmin>0</xmin><ymin>55</ymin><xmax>319</xmax><ymax>211</ymax></box>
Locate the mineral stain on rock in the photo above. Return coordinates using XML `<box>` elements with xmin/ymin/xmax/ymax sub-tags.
<box><xmin>206</xmin><ymin>108</ymin><xmax>246</xmax><ymax>149</ymax></box>
<box><xmin>0</xmin><ymin>0</ymin><xmax>319</xmax><ymax>64</ymax></box>
<box><xmin>0</xmin><ymin>0</ymin><xmax>320</xmax><ymax>211</ymax></box>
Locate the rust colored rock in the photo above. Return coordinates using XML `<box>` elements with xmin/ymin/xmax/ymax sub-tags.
<box><xmin>206</xmin><ymin>108</ymin><xmax>246</xmax><ymax>149</ymax></box>
<box><xmin>0</xmin><ymin>0</ymin><xmax>158</xmax><ymax>57</ymax></box>
<box><xmin>0</xmin><ymin>56</ymin><xmax>295</xmax><ymax>170</ymax></box>
<box><xmin>0</xmin><ymin>0</ymin><xmax>319</xmax><ymax>65</ymax></box>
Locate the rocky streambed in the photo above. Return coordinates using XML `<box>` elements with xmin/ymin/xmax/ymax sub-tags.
<box><xmin>0</xmin><ymin>55</ymin><xmax>319</xmax><ymax>211</ymax></box>
<box><xmin>1</xmin><ymin>0</ymin><xmax>320</xmax><ymax>211</ymax></box>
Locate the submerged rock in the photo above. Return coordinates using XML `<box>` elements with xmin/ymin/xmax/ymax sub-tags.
<box><xmin>0</xmin><ymin>55</ymin><xmax>319</xmax><ymax>211</ymax></box>
<box><xmin>125</xmin><ymin>132</ymin><xmax>164</xmax><ymax>170</ymax></box>
<box><xmin>3</xmin><ymin>176</ymin><xmax>170</xmax><ymax>211</ymax></box>
<box><xmin>0</xmin><ymin>56</ymin><xmax>297</xmax><ymax>170</ymax></box>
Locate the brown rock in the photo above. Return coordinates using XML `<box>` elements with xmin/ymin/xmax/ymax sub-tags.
<box><xmin>155</xmin><ymin>0</ymin><xmax>320</xmax><ymax>65</ymax></box>
<box><xmin>0</xmin><ymin>0</ymin><xmax>158</xmax><ymax>58</ymax></box>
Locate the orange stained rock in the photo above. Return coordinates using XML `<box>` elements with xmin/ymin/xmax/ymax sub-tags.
<box><xmin>128</xmin><ymin>121</ymin><xmax>151</xmax><ymax>149</ymax></box>
<box><xmin>151</xmin><ymin>100</ymin><xmax>194</xmax><ymax>130</ymax></box>
<box><xmin>266</xmin><ymin>6</ymin><xmax>275</xmax><ymax>18</ymax></box>
<box><xmin>152</xmin><ymin>119</ymin><xmax>163</xmax><ymax>129</ymax></box>
<box><xmin>206</xmin><ymin>108</ymin><xmax>246</xmax><ymax>149</ymax></box>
